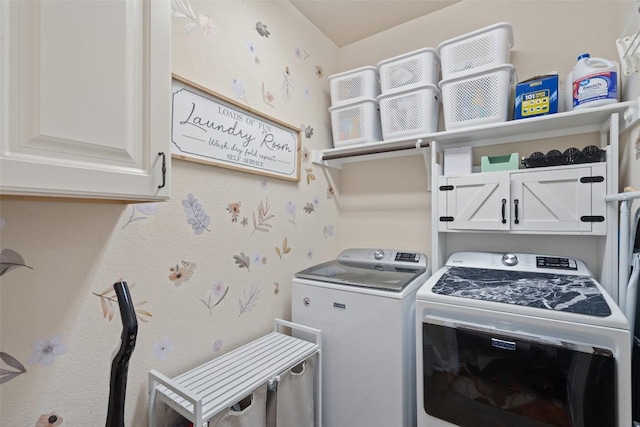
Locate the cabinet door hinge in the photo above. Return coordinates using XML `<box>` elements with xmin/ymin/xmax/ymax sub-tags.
<box><xmin>580</xmin><ymin>176</ymin><xmax>604</xmax><ymax>183</ymax></box>
<box><xmin>580</xmin><ymin>216</ymin><xmax>605</xmax><ymax>222</ymax></box>
<box><xmin>439</xmin><ymin>185</ymin><xmax>454</xmax><ymax>191</ymax></box>
<box><xmin>439</xmin><ymin>216</ymin><xmax>455</xmax><ymax>222</ymax></box>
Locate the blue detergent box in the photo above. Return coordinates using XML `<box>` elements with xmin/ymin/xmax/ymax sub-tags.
<box><xmin>514</xmin><ymin>74</ymin><xmax>558</xmax><ymax>120</ymax></box>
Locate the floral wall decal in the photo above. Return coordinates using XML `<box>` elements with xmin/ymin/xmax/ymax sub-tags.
<box><xmin>182</xmin><ymin>193</ymin><xmax>211</xmax><ymax>235</ymax></box>
<box><xmin>294</xmin><ymin>47</ymin><xmax>310</xmax><ymax>60</ymax></box>
<box><xmin>307</xmin><ymin>249</ymin><xmax>314</xmax><ymax>259</ymax></box>
<box><xmin>259</xmin><ymin>178</ymin><xmax>268</xmax><ymax>191</ymax></box>
<box><xmin>285</xmin><ymin>201</ymin><xmax>296</xmax><ymax>226</ymax></box>
<box><xmin>0</xmin><ymin>352</ymin><xmax>27</xmax><ymax>384</ymax></box>
<box><xmin>254</xmin><ymin>21</ymin><xmax>270</xmax><ymax>38</ymax></box>
<box><xmin>302</xmin><ymin>147</ymin><xmax>310</xmax><ymax>163</ymax></box>
<box><xmin>303</xmin><ymin>202</ymin><xmax>315</xmax><ymax>214</ymax></box>
<box><xmin>323</xmin><ymin>225</ymin><xmax>334</xmax><ymax>239</ymax></box>
<box><xmin>172</xmin><ymin>0</ymin><xmax>219</xmax><ymax>41</ymax></box>
<box><xmin>122</xmin><ymin>203</ymin><xmax>158</xmax><ymax>229</ymax></box>
<box><xmin>327</xmin><ymin>185</ymin><xmax>335</xmax><ymax>199</ymax></box>
<box><xmin>262</xmin><ymin>83</ymin><xmax>275</xmax><ymax>107</ymax></box>
<box><xmin>635</xmin><ymin>134</ymin><xmax>640</xmax><ymax>160</ymax></box>
<box><xmin>35</xmin><ymin>411</ymin><xmax>63</xmax><ymax>427</ymax></box>
<box><xmin>275</xmin><ymin>237</ymin><xmax>291</xmax><ymax>260</ymax></box>
<box><xmin>212</xmin><ymin>339</ymin><xmax>224</xmax><ymax>353</ymax></box>
<box><xmin>251</xmin><ymin>198</ymin><xmax>273</xmax><ymax>235</ymax></box>
<box><xmin>232</xmin><ymin>79</ymin><xmax>248</xmax><ymax>103</ymax></box>
<box><xmin>233</xmin><ymin>252</ymin><xmax>251</xmax><ymax>272</ymax></box>
<box><xmin>94</xmin><ymin>283</ymin><xmax>152</xmax><ymax>323</ymax></box>
<box><xmin>252</xmin><ymin>253</ymin><xmax>267</xmax><ymax>266</ymax></box>
<box><xmin>304</xmin><ymin>125</ymin><xmax>314</xmax><ymax>138</ymax></box>
<box><xmin>0</xmin><ymin>248</ymin><xmax>33</xmax><ymax>276</ymax></box>
<box><xmin>305</xmin><ymin>167</ymin><xmax>316</xmax><ymax>185</ymax></box>
<box><xmin>238</xmin><ymin>283</ymin><xmax>260</xmax><ymax>316</ymax></box>
<box><xmin>226</xmin><ymin>202</ymin><xmax>241</xmax><ymax>223</ymax></box>
<box><xmin>28</xmin><ymin>335</ymin><xmax>67</xmax><ymax>366</ymax></box>
<box><xmin>153</xmin><ymin>338</ymin><xmax>173</xmax><ymax>361</ymax></box>
<box><xmin>281</xmin><ymin>66</ymin><xmax>293</xmax><ymax>103</ymax></box>
<box><xmin>315</xmin><ymin>65</ymin><xmax>324</xmax><ymax>78</ymax></box>
<box><xmin>200</xmin><ymin>281</ymin><xmax>229</xmax><ymax>314</ymax></box>
<box><xmin>245</xmin><ymin>41</ymin><xmax>259</xmax><ymax>65</ymax></box>
<box><xmin>169</xmin><ymin>261</ymin><xmax>197</xmax><ymax>286</ymax></box>
<box><xmin>273</xmin><ymin>282</ymin><xmax>280</xmax><ymax>295</ymax></box>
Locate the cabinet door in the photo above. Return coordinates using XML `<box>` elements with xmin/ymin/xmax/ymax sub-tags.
<box><xmin>438</xmin><ymin>173</ymin><xmax>511</xmax><ymax>231</ymax></box>
<box><xmin>0</xmin><ymin>0</ymin><xmax>171</xmax><ymax>201</ymax></box>
<box><xmin>511</xmin><ymin>167</ymin><xmax>598</xmax><ymax>233</ymax></box>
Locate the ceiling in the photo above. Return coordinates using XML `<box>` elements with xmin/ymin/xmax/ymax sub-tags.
<box><xmin>290</xmin><ymin>0</ymin><xmax>461</xmax><ymax>47</ymax></box>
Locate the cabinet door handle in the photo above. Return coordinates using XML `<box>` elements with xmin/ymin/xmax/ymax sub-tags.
<box><xmin>501</xmin><ymin>199</ymin><xmax>507</xmax><ymax>224</ymax></box>
<box><xmin>514</xmin><ymin>199</ymin><xmax>520</xmax><ymax>224</ymax></box>
<box><xmin>158</xmin><ymin>152</ymin><xmax>166</xmax><ymax>189</ymax></box>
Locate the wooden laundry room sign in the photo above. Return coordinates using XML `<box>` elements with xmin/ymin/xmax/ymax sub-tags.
<box><xmin>171</xmin><ymin>74</ymin><xmax>301</xmax><ymax>182</ymax></box>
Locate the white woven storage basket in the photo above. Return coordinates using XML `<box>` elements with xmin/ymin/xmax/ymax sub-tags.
<box><xmin>377</xmin><ymin>48</ymin><xmax>440</xmax><ymax>95</ymax></box>
<box><xmin>378</xmin><ymin>84</ymin><xmax>440</xmax><ymax>140</ymax></box>
<box><xmin>439</xmin><ymin>64</ymin><xmax>516</xmax><ymax>130</ymax></box>
<box><xmin>438</xmin><ymin>22</ymin><xmax>513</xmax><ymax>80</ymax></box>
<box><xmin>328</xmin><ymin>66</ymin><xmax>379</xmax><ymax>107</ymax></box>
<box><xmin>329</xmin><ymin>99</ymin><xmax>382</xmax><ymax>147</ymax></box>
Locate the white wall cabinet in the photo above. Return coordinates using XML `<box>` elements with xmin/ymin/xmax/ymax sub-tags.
<box><xmin>437</xmin><ymin>164</ymin><xmax>607</xmax><ymax>234</ymax></box>
<box><xmin>0</xmin><ymin>0</ymin><xmax>171</xmax><ymax>201</ymax></box>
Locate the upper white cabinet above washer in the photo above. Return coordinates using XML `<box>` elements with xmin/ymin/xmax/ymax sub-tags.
<box><xmin>0</xmin><ymin>0</ymin><xmax>171</xmax><ymax>201</ymax></box>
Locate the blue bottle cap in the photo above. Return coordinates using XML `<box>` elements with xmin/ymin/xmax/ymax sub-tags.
<box><xmin>578</xmin><ymin>53</ymin><xmax>590</xmax><ymax>60</ymax></box>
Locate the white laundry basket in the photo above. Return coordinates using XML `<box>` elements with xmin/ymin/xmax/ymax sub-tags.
<box><xmin>276</xmin><ymin>357</ymin><xmax>315</xmax><ymax>427</ymax></box>
<box><xmin>378</xmin><ymin>84</ymin><xmax>440</xmax><ymax>140</ymax></box>
<box><xmin>329</xmin><ymin>98</ymin><xmax>382</xmax><ymax>147</ymax></box>
<box><xmin>438</xmin><ymin>22</ymin><xmax>513</xmax><ymax>80</ymax></box>
<box><xmin>377</xmin><ymin>48</ymin><xmax>440</xmax><ymax>94</ymax></box>
<box><xmin>440</xmin><ymin>64</ymin><xmax>516</xmax><ymax>130</ymax></box>
<box><xmin>207</xmin><ymin>384</ymin><xmax>267</xmax><ymax>427</ymax></box>
<box><xmin>328</xmin><ymin>66</ymin><xmax>380</xmax><ymax>107</ymax></box>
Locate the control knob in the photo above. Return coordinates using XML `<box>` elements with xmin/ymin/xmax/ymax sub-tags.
<box><xmin>501</xmin><ymin>253</ymin><xmax>518</xmax><ymax>266</ymax></box>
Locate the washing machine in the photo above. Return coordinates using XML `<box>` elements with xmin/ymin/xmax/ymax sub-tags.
<box><xmin>415</xmin><ymin>251</ymin><xmax>631</xmax><ymax>427</ymax></box>
<box><xmin>292</xmin><ymin>248</ymin><xmax>430</xmax><ymax>427</ymax></box>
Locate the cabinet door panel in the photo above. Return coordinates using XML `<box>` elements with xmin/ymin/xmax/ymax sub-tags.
<box><xmin>0</xmin><ymin>0</ymin><xmax>170</xmax><ymax>200</ymax></box>
<box><xmin>444</xmin><ymin>173</ymin><xmax>510</xmax><ymax>231</ymax></box>
<box><xmin>512</xmin><ymin>168</ymin><xmax>592</xmax><ymax>232</ymax></box>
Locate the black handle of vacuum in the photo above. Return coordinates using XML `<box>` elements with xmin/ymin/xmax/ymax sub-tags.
<box><xmin>106</xmin><ymin>282</ymin><xmax>138</xmax><ymax>427</ymax></box>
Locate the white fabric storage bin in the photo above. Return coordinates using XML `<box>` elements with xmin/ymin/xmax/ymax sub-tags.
<box><xmin>378</xmin><ymin>84</ymin><xmax>440</xmax><ymax>140</ymax></box>
<box><xmin>440</xmin><ymin>64</ymin><xmax>516</xmax><ymax>130</ymax></box>
<box><xmin>276</xmin><ymin>357</ymin><xmax>315</xmax><ymax>427</ymax></box>
<box><xmin>329</xmin><ymin>98</ymin><xmax>382</xmax><ymax>147</ymax></box>
<box><xmin>438</xmin><ymin>22</ymin><xmax>513</xmax><ymax>80</ymax></box>
<box><xmin>328</xmin><ymin>66</ymin><xmax>379</xmax><ymax>107</ymax></box>
<box><xmin>377</xmin><ymin>48</ymin><xmax>440</xmax><ymax>95</ymax></box>
<box><xmin>208</xmin><ymin>384</ymin><xmax>267</xmax><ymax>427</ymax></box>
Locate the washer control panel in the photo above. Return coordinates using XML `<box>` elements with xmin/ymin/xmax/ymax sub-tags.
<box><xmin>536</xmin><ymin>256</ymin><xmax>578</xmax><ymax>270</ymax></box>
<box><xmin>394</xmin><ymin>252</ymin><xmax>421</xmax><ymax>263</ymax></box>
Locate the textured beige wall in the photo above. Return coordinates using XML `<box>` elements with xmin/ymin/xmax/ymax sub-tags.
<box><xmin>0</xmin><ymin>1</ymin><xmax>339</xmax><ymax>425</ymax></box>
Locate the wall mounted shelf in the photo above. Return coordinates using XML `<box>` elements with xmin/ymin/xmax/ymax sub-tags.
<box><xmin>313</xmin><ymin>99</ymin><xmax>639</xmax><ymax>169</ymax></box>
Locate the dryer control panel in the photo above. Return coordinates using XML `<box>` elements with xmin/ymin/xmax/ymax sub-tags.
<box><xmin>446</xmin><ymin>252</ymin><xmax>592</xmax><ymax>276</ymax></box>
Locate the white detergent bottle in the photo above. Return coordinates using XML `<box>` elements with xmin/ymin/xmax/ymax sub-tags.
<box><xmin>571</xmin><ymin>53</ymin><xmax>619</xmax><ymax>110</ymax></box>
<box><xmin>564</xmin><ymin>68</ymin><xmax>574</xmax><ymax>112</ymax></box>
